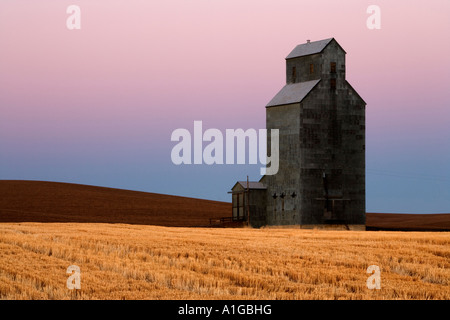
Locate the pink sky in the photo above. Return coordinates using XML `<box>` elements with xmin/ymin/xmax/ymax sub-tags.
<box><xmin>1</xmin><ymin>0</ymin><xmax>449</xmax><ymax>212</ymax></box>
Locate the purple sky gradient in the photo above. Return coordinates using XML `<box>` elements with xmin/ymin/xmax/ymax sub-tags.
<box><xmin>1</xmin><ymin>0</ymin><xmax>449</xmax><ymax>212</ymax></box>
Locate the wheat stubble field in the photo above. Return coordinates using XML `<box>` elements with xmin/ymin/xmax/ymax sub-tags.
<box><xmin>0</xmin><ymin>222</ymin><xmax>449</xmax><ymax>300</ymax></box>
<box><xmin>1</xmin><ymin>181</ymin><xmax>449</xmax><ymax>300</ymax></box>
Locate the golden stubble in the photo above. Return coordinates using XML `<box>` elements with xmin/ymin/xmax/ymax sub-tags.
<box><xmin>0</xmin><ymin>223</ymin><xmax>448</xmax><ymax>300</ymax></box>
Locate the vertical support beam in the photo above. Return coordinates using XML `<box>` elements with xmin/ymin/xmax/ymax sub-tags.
<box><xmin>236</xmin><ymin>191</ymin><xmax>239</xmax><ymax>221</ymax></box>
<box><xmin>246</xmin><ymin>176</ymin><xmax>250</xmax><ymax>226</ymax></box>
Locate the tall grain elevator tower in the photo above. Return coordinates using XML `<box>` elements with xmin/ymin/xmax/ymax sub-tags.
<box><xmin>260</xmin><ymin>38</ymin><xmax>366</xmax><ymax>229</ymax></box>
<box><xmin>230</xmin><ymin>38</ymin><xmax>366</xmax><ymax>229</ymax></box>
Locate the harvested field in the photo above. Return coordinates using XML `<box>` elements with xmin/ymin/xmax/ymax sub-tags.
<box><xmin>0</xmin><ymin>223</ymin><xmax>448</xmax><ymax>300</ymax></box>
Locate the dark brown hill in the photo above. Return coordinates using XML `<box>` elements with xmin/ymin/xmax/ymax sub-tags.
<box><xmin>1</xmin><ymin>180</ymin><xmax>449</xmax><ymax>230</ymax></box>
<box><xmin>0</xmin><ymin>180</ymin><xmax>230</xmax><ymax>227</ymax></box>
<box><xmin>366</xmin><ymin>212</ymin><xmax>450</xmax><ymax>231</ymax></box>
